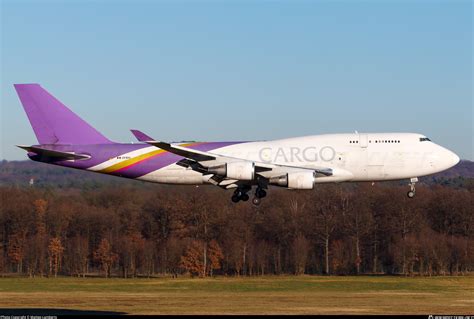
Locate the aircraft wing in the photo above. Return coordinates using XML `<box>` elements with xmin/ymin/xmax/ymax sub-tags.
<box><xmin>131</xmin><ymin>129</ymin><xmax>216</xmax><ymax>161</ymax></box>
<box><xmin>144</xmin><ymin>141</ymin><xmax>216</xmax><ymax>162</ymax></box>
<box><xmin>130</xmin><ymin>129</ymin><xmax>333</xmax><ymax>187</ymax></box>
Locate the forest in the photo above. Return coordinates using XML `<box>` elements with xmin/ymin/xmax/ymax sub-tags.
<box><xmin>0</xmin><ymin>160</ymin><xmax>473</xmax><ymax>278</ymax></box>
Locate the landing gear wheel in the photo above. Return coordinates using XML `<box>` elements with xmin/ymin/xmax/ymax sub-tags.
<box><xmin>231</xmin><ymin>186</ymin><xmax>251</xmax><ymax>204</ymax></box>
<box><xmin>252</xmin><ymin>197</ymin><xmax>261</xmax><ymax>206</ymax></box>
<box><xmin>407</xmin><ymin>191</ymin><xmax>415</xmax><ymax>198</ymax></box>
<box><xmin>231</xmin><ymin>195</ymin><xmax>240</xmax><ymax>203</ymax></box>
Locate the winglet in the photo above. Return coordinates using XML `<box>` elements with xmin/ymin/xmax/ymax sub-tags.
<box><xmin>130</xmin><ymin>129</ymin><xmax>155</xmax><ymax>142</ymax></box>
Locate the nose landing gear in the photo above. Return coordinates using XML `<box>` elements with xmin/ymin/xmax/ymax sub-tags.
<box><xmin>407</xmin><ymin>177</ymin><xmax>418</xmax><ymax>198</ymax></box>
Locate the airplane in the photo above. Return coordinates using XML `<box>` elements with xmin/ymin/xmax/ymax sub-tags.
<box><xmin>14</xmin><ymin>84</ymin><xmax>460</xmax><ymax>205</ymax></box>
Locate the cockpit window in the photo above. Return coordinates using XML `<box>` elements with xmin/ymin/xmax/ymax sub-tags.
<box><xmin>419</xmin><ymin>137</ymin><xmax>431</xmax><ymax>142</ymax></box>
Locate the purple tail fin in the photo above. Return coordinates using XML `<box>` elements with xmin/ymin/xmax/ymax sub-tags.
<box><xmin>14</xmin><ymin>84</ymin><xmax>113</xmax><ymax>145</ymax></box>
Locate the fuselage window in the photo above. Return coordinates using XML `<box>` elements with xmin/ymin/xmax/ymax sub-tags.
<box><xmin>420</xmin><ymin>137</ymin><xmax>431</xmax><ymax>142</ymax></box>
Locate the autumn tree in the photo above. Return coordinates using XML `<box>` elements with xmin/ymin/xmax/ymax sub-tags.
<box><xmin>94</xmin><ymin>238</ymin><xmax>118</xmax><ymax>278</ymax></box>
<box><xmin>207</xmin><ymin>240</ymin><xmax>224</xmax><ymax>276</ymax></box>
<box><xmin>31</xmin><ymin>199</ymin><xmax>48</xmax><ymax>276</ymax></box>
<box><xmin>331</xmin><ymin>239</ymin><xmax>351</xmax><ymax>274</ymax></box>
<box><xmin>48</xmin><ymin>237</ymin><xmax>64</xmax><ymax>277</ymax></box>
<box><xmin>179</xmin><ymin>240</ymin><xmax>205</xmax><ymax>277</ymax></box>
<box><xmin>7</xmin><ymin>232</ymin><xmax>26</xmax><ymax>273</ymax></box>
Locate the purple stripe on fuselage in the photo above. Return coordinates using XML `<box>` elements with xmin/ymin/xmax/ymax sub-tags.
<box><xmin>110</xmin><ymin>141</ymin><xmax>245</xmax><ymax>178</ymax></box>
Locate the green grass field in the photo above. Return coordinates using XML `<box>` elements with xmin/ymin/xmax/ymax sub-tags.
<box><xmin>0</xmin><ymin>276</ymin><xmax>473</xmax><ymax>315</ymax></box>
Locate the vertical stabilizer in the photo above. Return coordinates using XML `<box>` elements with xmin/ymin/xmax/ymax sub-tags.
<box><xmin>14</xmin><ymin>84</ymin><xmax>113</xmax><ymax>145</ymax></box>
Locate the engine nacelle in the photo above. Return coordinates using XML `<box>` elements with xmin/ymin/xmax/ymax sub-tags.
<box><xmin>288</xmin><ymin>171</ymin><xmax>315</xmax><ymax>189</ymax></box>
<box><xmin>208</xmin><ymin>161</ymin><xmax>255</xmax><ymax>180</ymax></box>
<box><xmin>227</xmin><ymin>161</ymin><xmax>255</xmax><ymax>180</ymax></box>
<box><xmin>269</xmin><ymin>171</ymin><xmax>315</xmax><ymax>189</ymax></box>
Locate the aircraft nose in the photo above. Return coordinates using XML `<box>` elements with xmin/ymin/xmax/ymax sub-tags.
<box><xmin>441</xmin><ymin>148</ymin><xmax>460</xmax><ymax>170</ymax></box>
<box><xmin>449</xmin><ymin>150</ymin><xmax>460</xmax><ymax>167</ymax></box>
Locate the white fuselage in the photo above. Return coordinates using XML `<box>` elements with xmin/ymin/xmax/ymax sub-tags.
<box><xmin>138</xmin><ymin>133</ymin><xmax>460</xmax><ymax>185</ymax></box>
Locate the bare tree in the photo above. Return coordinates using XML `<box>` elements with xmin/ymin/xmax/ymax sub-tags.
<box><xmin>292</xmin><ymin>233</ymin><xmax>310</xmax><ymax>275</ymax></box>
<box><xmin>310</xmin><ymin>187</ymin><xmax>341</xmax><ymax>275</ymax></box>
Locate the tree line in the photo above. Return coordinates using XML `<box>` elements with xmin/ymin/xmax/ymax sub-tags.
<box><xmin>0</xmin><ymin>181</ymin><xmax>472</xmax><ymax>278</ymax></box>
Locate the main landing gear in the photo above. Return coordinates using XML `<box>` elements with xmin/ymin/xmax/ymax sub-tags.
<box><xmin>231</xmin><ymin>186</ymin><xmax>267</xmax><ymax>205</ymax></box>
<box><xmin>231</xmin><ymin>185</ymin><xmax>251</xmax><ymax>203</ymax></box>
<box><xmin>407</xmin><ymin>177</ymin><xmax>418</xmax><ymax>198</ymax></box>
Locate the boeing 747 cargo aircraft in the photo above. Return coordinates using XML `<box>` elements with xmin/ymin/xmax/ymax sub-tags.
<box><xmin>14</xmin><ymin>84</ymin><xmax>460</xmax><ymax>205</ymax></box>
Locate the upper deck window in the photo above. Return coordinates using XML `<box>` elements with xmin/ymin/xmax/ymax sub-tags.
<box><xmin>420</xmin><ymin>137</ymin><xmax>431</xmax><ymax>142</ymax></box>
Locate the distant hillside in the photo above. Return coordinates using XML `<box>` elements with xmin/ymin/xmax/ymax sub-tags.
<box><xmin>1</xmin><ymin>159</ymin><xmax>473</xmax><ymax>189</ymax></box>
<box><xmin>419</xmin><ymin>160</ymin><xmax>474</xmax><ymax>189</ymax></box>
<box><xmin>428</xmin><ymin>160</ymin><xmax>474</xmax><ymax>179</ymax></box>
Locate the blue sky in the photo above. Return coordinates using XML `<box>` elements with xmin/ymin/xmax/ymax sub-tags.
<box><xmin>1</xmin><ymin>0</ymin><xmax>472</xmax><ymax>160</ymax></box>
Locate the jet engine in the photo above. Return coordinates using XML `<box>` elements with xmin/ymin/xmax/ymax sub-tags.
<box><xmin>269</xmin><ymin>171</ymin><xmax>315</xmax><ymax>189</ymax></box>
<box><xmin>208</xmin><ymin>161</ymin><xmax>255</xmax><ymax>180</ymax></box>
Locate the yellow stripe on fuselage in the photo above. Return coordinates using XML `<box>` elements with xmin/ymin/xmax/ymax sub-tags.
<box><xmin>98</xmin><ymin>143</ymin><xmax>198</xmax><ymax>174</ymax></box>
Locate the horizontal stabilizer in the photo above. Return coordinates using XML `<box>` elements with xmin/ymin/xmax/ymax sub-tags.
<box><xmin>17</xmin><ymin>145</ymin><xmax>91</xmax><ymax>160</ymax></box>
